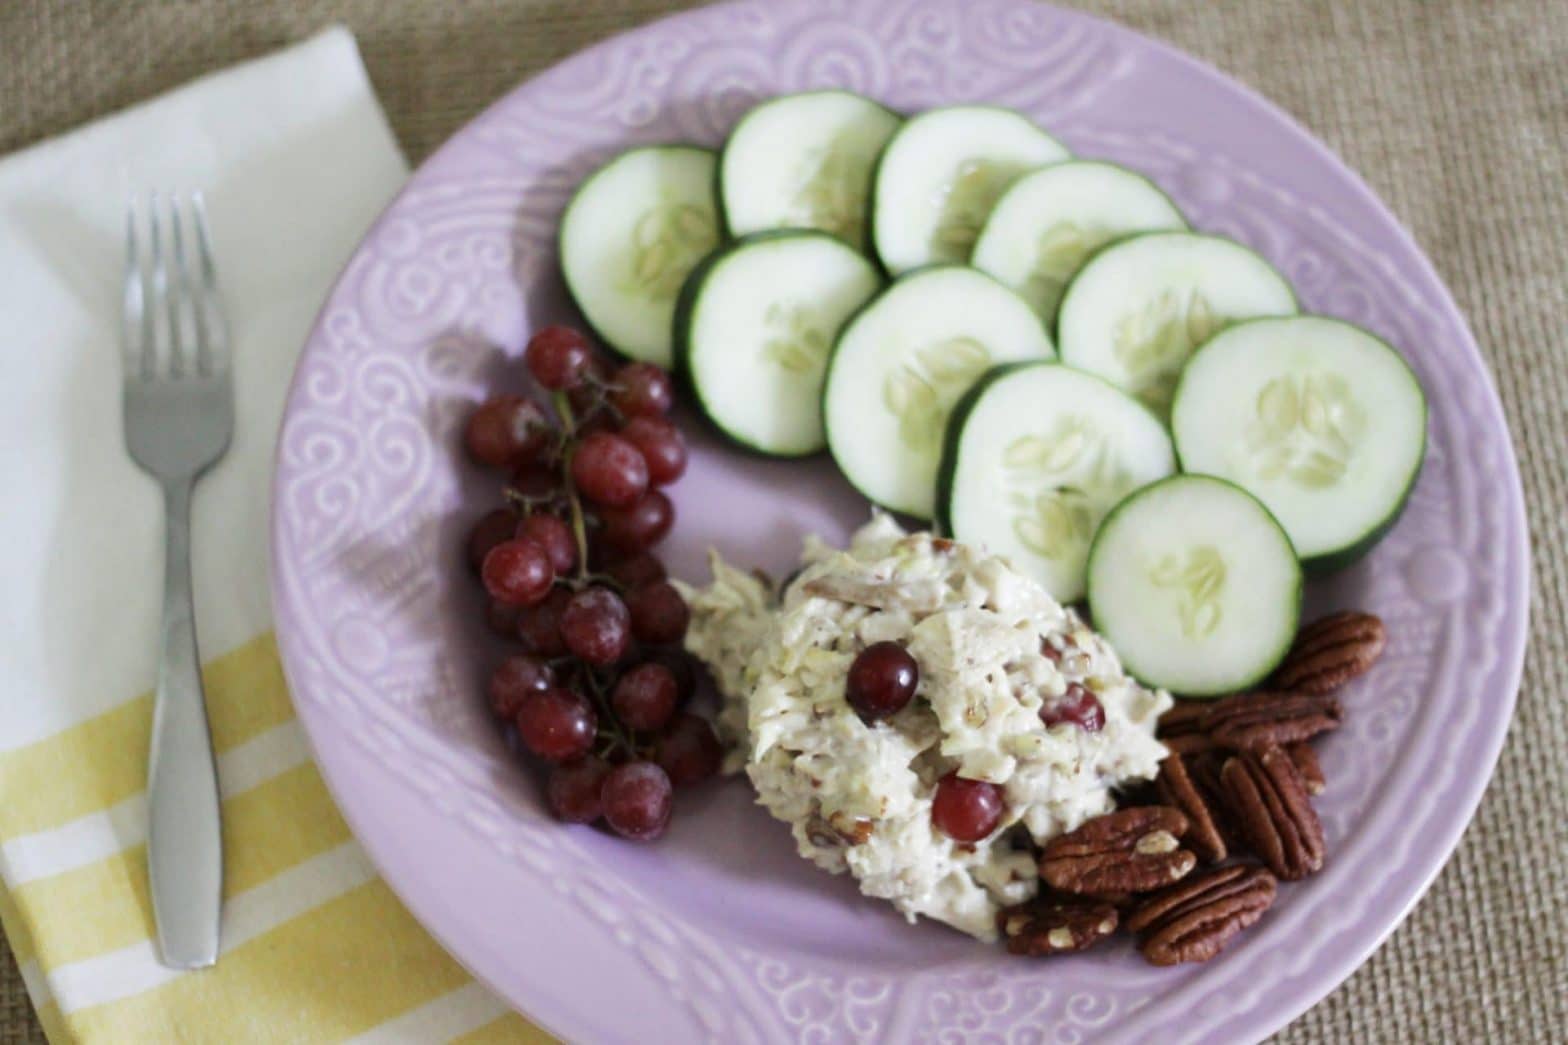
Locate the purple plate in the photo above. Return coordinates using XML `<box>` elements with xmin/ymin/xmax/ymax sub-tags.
<box><xmin>270</xmin><ymin>1</ymin><xmax>1529</xmax><ymax>1041</ymax></box>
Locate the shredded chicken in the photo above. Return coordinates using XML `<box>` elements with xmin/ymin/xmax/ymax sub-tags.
<box><xmin>680</xmin><ymin>515</ymin><xmax>1170</xmax><ymax>940</ymax></box>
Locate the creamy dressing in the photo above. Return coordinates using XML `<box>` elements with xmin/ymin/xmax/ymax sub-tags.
<box><xmin>678</xmin><ymin>515</ymin><xmax>1170</xmax><ymax>940</ymax></box>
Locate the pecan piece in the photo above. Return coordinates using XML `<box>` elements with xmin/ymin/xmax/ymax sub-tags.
<box><xmin>1154</xmin><ymin>755</ymin><xmax>1227</xmax><ymax>863</ymax></box>
<box><xmin>1040</xmin><ymin>807</ymin><xmax>1196</xmax><ymax>896</ymax></box>
<box><xmin>1222</xmin><ymin>749</ymin><xmax>1325</xmax><ymax>880</ymax></box>
<box><xmin>805</xmin><ymin>813</ymin><xmax>873</xmax><ymax>848</ymax></box>
<box><xmin>1126</xmin><ymin>864</ymin><xmax>1277</xmax><ymax>965</ymax></box>
<box><xmin>1287</xmin><ymin>742</ymin><xmax>1325</xmax><ymax>796</ymax></box>
<box><xmin>1202</xmin><ymin>691</ymin><xmax>1343</xmax><ymax>752</ymax></box>
<box><xmin>1156</xmin><ymin>700</ymin><xmax>1214</xmax><ymax>755</ymax></box>
<box><xmin>997</xmin><ymin>896</ymin><xmax>1119</xmax><ymax>956</ymax></box>
<box><xmin>1271</xmin><ymin>610</ymin><xmax>1386</xmax><ymax>693</ymax></box>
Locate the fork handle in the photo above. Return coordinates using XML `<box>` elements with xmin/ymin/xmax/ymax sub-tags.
<box><xmin>147</xmin><ymin>479</ymin><xmax>223</xmax><ymax>969</ymax></box>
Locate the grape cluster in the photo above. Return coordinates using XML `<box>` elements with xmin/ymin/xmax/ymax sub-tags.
<box><xmin>465</xmin><ymin>325</ymin><xmax>721</xmax><ymax>842</ymax></box>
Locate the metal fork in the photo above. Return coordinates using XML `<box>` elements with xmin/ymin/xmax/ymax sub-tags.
<box><xmin>122</xmin><ymin>193</ymin><xmax>232</xmax><ymax>969</ymax></box>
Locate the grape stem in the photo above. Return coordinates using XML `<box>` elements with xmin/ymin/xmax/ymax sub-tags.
<box><xmin>578</xmin><ymin>662</ymin><xmax>646</xmax><ymax>759</ymax></box>
<box><xmin>552</xmin><ymin>390</ymin><xmax>592</xmax><ymax>582</ymax></box>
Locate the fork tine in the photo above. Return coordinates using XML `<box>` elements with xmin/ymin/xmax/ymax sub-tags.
<box><xmin>190</xmin><ymin>193</ymin><xmax>228</xmax><ymax>374</ymax></box>
<box><xmin>147</xmin><ymin>191</ymin><xmax>170</xmax><ymax>375</ymax></box>
<box><xmin>166</xmin><ymin>194</ymin><xmax>199</xmax><ymax>378</ymax></box>
<box><xmin>123</xmin><ymin>199</ymin><xmax>149</xmax><ymax>379</ymax></box>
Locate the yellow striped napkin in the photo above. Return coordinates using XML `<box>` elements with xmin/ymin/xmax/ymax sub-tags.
<box><xmin>0</xmin><ymin>28</ymin><xmax>547</xmax><ymax>1044</ymax></box>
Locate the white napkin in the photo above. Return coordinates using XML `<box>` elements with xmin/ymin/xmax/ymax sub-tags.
<box><xmin>0</xmin><ymin>27</ymin><xmax>539</xmax><ymax>1041</ymax></box>
<box><xmin>0</xmin><ymin>26</ymin><xmax>406</xmax><ymax>747</ymax></box>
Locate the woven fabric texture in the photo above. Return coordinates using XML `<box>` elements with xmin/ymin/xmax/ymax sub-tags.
<box><xmin>0</xmin><ymin>1</ymin><xmax>1563</xmax><ymax>1041</ymax></box>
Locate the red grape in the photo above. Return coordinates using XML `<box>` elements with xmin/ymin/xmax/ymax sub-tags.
<box><xmin>604</xmin><ymin>551</ymin><xmax>666</xmax><ymax>590</ymax></box>
<box><xmin>464</xmin><ymin>395</ymin><xmax>548</xmax><ymax>468</ymax></box>
<box><xmin>571</xmin><ymin>432</ymin><xmax>649</xmax><ymax>508</ymax></box>
<box><xmin>547</xmin><ymin>756</ymin><xmax>613</xmax><ymax>823</ymax></box>
<box><xmin>485</xmin><ymin>598</ymin><xmax>522</xmax><ymax>638</ymax></box>
<box><xmin>931</xmin><ymin>773</ymin><xmax>1005</xmax><ymax>842</ymax></box>
<box><xmin>509</xmin><ymin>461</ymin><xmax>561</xmax><ymax>503</ymax></box>
<box><xmin>567</xmin><ymin>354</ymin><xmax>610</xmax><ymax>417</ymax></box>
<box><xmin>516</xmin><ymin>513</ymin><xmax>577</xmax><ymax>575</ymax></box>
<box><xmin>517</xmin><ymin>587</ymin><xmax>572</xmax><ymax>657</ymax></box>
<box><xmin>621</xmin><ymin>416</ymin><xmax>687</xmax><ymax>486</ymax></box>
<box><xmin>641</xmin><ymin>647</ymin><xmax>697</xmax><ymax>705</ymax></box>
<box><xmin>601</xmin><ymin>761</ymin><xmax>674</xmax><ymax>841</ymax></box>
<box><xmin>846</xmin><ymin>642</ymin><xmax>919</xmax><ymax>721</ymax></box>
<box><xmin>560</xmin><ymin>586</ymin><xmax>631</xmax><ymax>665</ymax></box>
<box><xmin>481</xmin><ymin>539</ymin><xmax>555</xmax><ymax>606</ymax></box>
<box><xmin>526</xmin><ymin>326</ymin><xmax>593</xmax><ymax>390</ymax></box>
<box><xmin>626</xmin><ymin>581</ymin><xmax>690</xmax><ymax>645</ymax></box>
<box><xmin>655</xmin><ymin>713</ymin><xmax>722</xmax><ymax>786</ymax></box>
<box><xmin>488</xmin><ymin>655</ymin><xmax>555</xmax><ymax>720</ymax></box>
<box><xmin>515</xmin><ymin>687</ymin><xmax>597</xmax><ymax>762</ymax></box>
<box><xmin>612</xmin><ymin>663</ymin><xmax>679</xmax><ymax>732</ymax></box>
<box><xmin>597</xmin><ymin>491</ymin><xmax>673</xmax><ymax>554</ymax></box>
<box><xmin>1039</xmin><ymin>682</ymin><xmax>1104</xmax><ymax>732</ymax></box>
<box><xmin>466</xmin><ymin>508</ymin><xmax>517</xmax><ymax>572</ymax></box>
<box><xmin>609</xmin><ymin>362</ymin><xmax>674</xmax><ymax>418</ymax></box>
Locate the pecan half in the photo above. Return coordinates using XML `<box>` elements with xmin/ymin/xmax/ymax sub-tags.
<box><xmin>997</xmin><ymin>896</ymin><xmax>1119</xmax><ymax>956</ymax></box>
<box><xmin>1271</xmin><ymin>610</ymin><xmax>1386</xmax><ymax>693</ymax></box>
<box><xmin>1287</xmin><ymin>742</ymin><xmax>1325</xmax><ymax>796</ymax></box>
<box><xmin>1187</xmin><ymin>752</ymin><xmax>1239</xmax><ymax>840</ymax></box>
<box><xmin>1156</xmin><ymin>700</ymin><xmax>1214</xmax><ymax>755</ymax></box>
<box><xmin>1202</xmin><ymin>691</ymin><xmax>1343</xmax><ymax>752</ymax></box>
<box><xmin>1040</xmin><ymin>807</ymin><xmax>1196</xmax><ymax>896</ymax></box>
<box><xmin>1188</xmin><ymin>750</ymin><xmax>1229</xmax><ymax>802</ymax></box>
<box><xmin>1154</xmin><ymin>755</ymin><xmax>1227</xmax><ymax>863</ymax></box>
<box><xmin>1126</xmin><ymin>864</ymin><xmax>1278</xmax><ymax>966</ymax></box>
<box><xmin>1222</xmin><ymin>749</ymin><xmax>1326</xmax><ymax>880</ymax></box>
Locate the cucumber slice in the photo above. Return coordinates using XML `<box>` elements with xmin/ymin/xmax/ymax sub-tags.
<box><xmin>674</xmin><ymin>231</ymin><xmax>882</xmax><ymax>457</ymax></box>
<box><xmin>1170</xmin><ymin>315</ymin><xmax>1427</xmax><ymax>570</ymax></box>
<box><xmin>559</xmin><ymin>145</ymin><xmax>721</xmax><ymax>368</ymax></box>
<box><xmin>718</xmin><ymin>90</ymin><xmax>902</xmax><ymax>253</ymax></box>
<box><xmin>1057</xmin><ymin>232</ymin><xmax>1298</xmax><ymax>418</ymax></box>
<box><xmin>938</xmin><ymin>362</ymin><xmax>1175</xmax><ymax>603</ymax></box>
<box><xmin>823</xmin><ymin>266</ymin><xmax>1054</xmax><ymax>518</ymax></box>
<box><xmin>970</xmin><ymin>161</ymin><xmax>1188</xmax><ymax>327</ymax></box>
<box><xmin>1087</xmin><ymin>475</ymin><xmax>1302</xmax><ymax>696</ymax></box>
<box><xmin>870</xmin><ymin>106</ymin><xmax>1070</xmax><ymax>275</ymax></box>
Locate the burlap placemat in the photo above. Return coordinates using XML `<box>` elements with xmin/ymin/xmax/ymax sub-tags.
<box><xmin>1</xmin><ymin>1</ymin><xmax>1562</xmax><ymax>1041</ymax></box>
